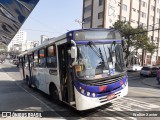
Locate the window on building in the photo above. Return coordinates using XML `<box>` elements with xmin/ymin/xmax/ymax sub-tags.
<box><xmin>141</xmin><ymin>12</ymin><xmax>146</xmax><ymax>18</ymax></box>
<box><xmin>148</xmin><ymin>25</ymin><xmax>154</xmax><ymax>30</ymax></box>
<box><xmin>97</xmin><ymin>25</ymin><xmax>103</xmax><ymax>28</ymax></box>
<box><xmin>118</xmin><ymin>2</ymin><xmax>121</xmax><ymax>7</ymax></box>
<box><xmin>84</xmin><ymin>5</ymin><xmax>91</xmax><ymax>13</ymax></box>
<box><xmin>151</xmin><ymin>5</ymin><xmax>155</xmax><ymax>11</ymax></box>
<box><xmin>150</xmin><ymin>15</ymin><xmax>154</xmax><ymax>21</ymax></box>
<box><xmin>157</xmin><ymin>8</ymin><xmax>159</xmax><ymax>13</ymax></box>
<box><xmin>155</xmin><ymin>37</ymin><xmax>159</xmax><ymax>43</ymax></box>
<box><xmin>132</xmin><ymin>8</ymin><xmax>136</xmax><ymax>12</ymax></box>
<box><xmin>85</xmin><ymin>0</ymin><xmax>90</xmax><ymax>2</ymax></box>
<box><xmin>142</xmin><ymin>1</ymin><xmax>147</xmax><ymax>7</ymax></box>
<box><xmin>46</xmin><ymin>45</ymin><xmax>57</xmax><ymax>68</ymax></box>
<box><xmin>157</xmin><ymin>18</ymin><xmax>160</xmax><ymax>23</ymax></box>
<box><xmin>157</xmin><ymin>8</ymin><xmax>160</xmax><ymax>17</ymax></box>
<box><xmin>131</xmin><ymin>19</ymin><xmax>136</xmax><ymax>23</ymax></box>
<box><xmin>39</xmin><ymin>49</ymin><xmax>46</xmax><ymax>68</ymax></box>
<box><xmin>99</xmin><ymin>0</ymin><xmax>104</xmax><ymax>6</ymax></box>
<box><xmin>149</xmin><ymin>36</ymin><xmax>153</xmax><ymax>41</ymax></box>
<box><xmin>121</xmin><ymin>16</ymin><xmax>126</xmax><ymax>21</ymax></box>
<box><xmin>139</xmin><ymin>23</ymin><xmax>146</xmax><ymax>28</ymax></box>
<box><xmin>98</xmin><ymin>12</ymin><xmax>103</xmax><ymax>19</ymax></box>
<box><xmin>84</xmin><ymin>16</ymin><xmax>91</xmax><ymax>24</ymax></box>
<box><xmin>122</xmin><ymin>4</ymin><xmax>127</xmax><ymax>11</ymax></box>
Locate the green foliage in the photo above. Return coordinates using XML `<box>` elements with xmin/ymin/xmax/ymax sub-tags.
<box><xmin>113</xmin><ymin>20</ymin><xmax>157</xmax><ymax>59</ymax></box>
<box><xmin>146</xmin><ymin>42</ymin><xmax>157</xmax><ymax>55</ymax></box>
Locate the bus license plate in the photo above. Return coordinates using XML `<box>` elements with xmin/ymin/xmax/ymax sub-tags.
<box><xmin>107</xmin><ymin>94</ymin><xmax>115</xmax><ymax>100</ymax></box>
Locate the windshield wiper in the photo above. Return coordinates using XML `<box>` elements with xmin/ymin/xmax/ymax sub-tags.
<box><xmin>87</xmin><ymin>41</ymin><xmax>105</xmax><ymax>68</ymax></box>
<box><xmin>108</xmin><ymin>41</ymin><xmax>116</xmax><ymax>64</ymax></box>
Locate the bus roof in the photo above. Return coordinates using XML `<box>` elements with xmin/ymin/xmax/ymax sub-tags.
<box><xmin>19</xmin><ymin>28</ymin><xmax>120</xmax><ymax>56</ymax></box>
<box><xmin>19</xmin><ymin>33</ymin><xmax>67</xmax><ymax>56</ymax></box>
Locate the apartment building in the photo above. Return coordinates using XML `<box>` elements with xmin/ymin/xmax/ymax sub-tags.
<box><xmin>82</xmin><ymin>0</ymin><xmax>160</xmax><ymax>65</ymax></box>
<box><xmin>8</xmin><ymin>30</ymin><xmax>27</xmax><ymax>52</ymax></box>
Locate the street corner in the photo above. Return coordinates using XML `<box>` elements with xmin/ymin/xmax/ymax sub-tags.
<box><xmin>141</xmin><ymin>77</ymin><xmax>160</xmax><ymax>89</ymax></box>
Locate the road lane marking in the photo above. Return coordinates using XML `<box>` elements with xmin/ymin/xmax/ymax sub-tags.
<box><xmin>123</xmin><ymin>97</ymin><xmax>160</xmax><ymax>109</ymax></box>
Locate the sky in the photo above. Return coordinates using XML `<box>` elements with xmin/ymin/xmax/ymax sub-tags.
<box><xmin>20</xmin><ymin>0</ymin><xmax>83</xmax><ymax>41</ymax></box>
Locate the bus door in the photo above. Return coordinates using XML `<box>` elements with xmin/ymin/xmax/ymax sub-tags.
<box><xmin>24</xmin><ymin>55</ymin><xmax>30</xmax><ymax>79</ymax></box>
<box><xmin>58</xmin><ymin>44</ymin><xmax>74</xmax><ymax>104</ymax></box>
<box><xmin>19</xmin><ymin>56</ymin><xmax>25</xmax><ymax>80</ymax></box>
<box><xmin>32</xmin><ymin>51</ymin><xmax>39</xmax><ymax>88</ymax></box>
<box><xmin>27</xmin><ymin>54</ymin><xmax>34</xmax><ymax>85</ymax></box>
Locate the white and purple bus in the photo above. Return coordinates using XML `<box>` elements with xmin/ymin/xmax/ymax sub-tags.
<box><xmin>19</xmin><ymin>28</ymin><xmax>128</xmax><ymax>110</ymax></box>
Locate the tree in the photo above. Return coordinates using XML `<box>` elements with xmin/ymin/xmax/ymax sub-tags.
<box><xmin>113</xmin><ymin>20</ymin><xmax>157</xmax><ymax>63</ymax></box>
<box><xmin>145</xmin><ymin>42</ymin><xmax>157</xmax><ymax>63</ymax></box>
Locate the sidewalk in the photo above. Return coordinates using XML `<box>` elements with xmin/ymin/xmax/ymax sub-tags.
<box><xmin>141</xmin><ymin>77</ymin><xmax>160</xmax><ymax>89</ymax></box>
<box><xmin>0</xmin><ymin>66</ymin><xmax>15</xmax><ymax>81</ymax></box>
<box><xmin>0</xmin><ymin>66</ymin><xmax>61</xmax><ymax>119</ymax></box>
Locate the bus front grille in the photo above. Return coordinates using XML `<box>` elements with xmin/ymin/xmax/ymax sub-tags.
<box><xmin>91</xmin><ymin>76</ymin><xmax>124</xmax><ymax>86</ymax></box>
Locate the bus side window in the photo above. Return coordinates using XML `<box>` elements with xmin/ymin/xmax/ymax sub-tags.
<box><xmin>24</xmin><ymin>55</ymin><xmax>28</xmax><ymax>67</ymax></box>
<box><xmin>19</xmin><ymin>57</ymin><xmax>23</xmax><ymax>67</ymax></box>
<box><xmin>34</xmin><ymin>51</ymin><xmax>39</xmax><ymax>67</ymax></box>
<box><xmin>39</xmin><ymin>49</ymin><xmax>46</xmax><ymax>68</ymax></box>
<box><xmin>46</xmin><ymin>45</ymin><xmax>57</xmax><ymax>68</ymax></box>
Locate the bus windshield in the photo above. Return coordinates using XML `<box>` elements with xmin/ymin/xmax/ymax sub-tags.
<box><xmin>75</xmin><ymin>42</ymin><xmax>125</xmax><ymax>80</ymax></box>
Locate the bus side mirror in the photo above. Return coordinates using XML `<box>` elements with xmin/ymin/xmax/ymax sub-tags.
<box><xmin>71</xmin><ymin>46</ymin><xmax>77</xmax><ymax>66</ymax></box>
<box><xmin>71</xmin><ymin>46</ymin><xmax>77</xmax><ymax>59</ymax></box>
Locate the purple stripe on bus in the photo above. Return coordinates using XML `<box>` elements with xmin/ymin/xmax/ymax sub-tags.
<box><xmin>74</xmin><ymin>75</ymin><xmax>127</xmax><ymax>98</ymax></box>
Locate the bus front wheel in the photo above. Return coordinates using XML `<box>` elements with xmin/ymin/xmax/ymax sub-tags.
<box><xmin>49</xmin><ymin>84</ymin><xmax>59</xmax><ymax>101</ymax></box>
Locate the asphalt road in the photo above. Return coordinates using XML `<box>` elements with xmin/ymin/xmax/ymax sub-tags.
<box><xmin>0</xmin><ymin>63</ymin><xmax>160</xmax><ymax>120</ymax></box>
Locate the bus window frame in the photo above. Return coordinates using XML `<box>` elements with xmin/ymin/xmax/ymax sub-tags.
<box><xmin>38</xmin><ymin>48</ymin><xmax>46</xmax><ymax>68</ymax></box>
<box><xmin>46</xmin><ymin>44</ymin><xmax>57</xmax><ymax>68</ymax></box>
<box><xmin>33</xmin><ymin>51</ymin><xmax>39</xmax><ymax>67</ymax></box>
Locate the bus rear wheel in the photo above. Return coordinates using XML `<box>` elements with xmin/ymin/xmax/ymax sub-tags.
<box><xmin>49</xmin><ymin>85</ymin><xmax>59</xmax><ymax>101</ymax></box>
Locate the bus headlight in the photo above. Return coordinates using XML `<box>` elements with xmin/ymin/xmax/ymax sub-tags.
<box><xmin>87</xmin><ymin>92</ymin><xmax>90</xmax><ymax>96</ymax></box>
<box><xmin>122</xmin><ymin>84</ymin><xmax>125</xmax><ymax>88</ymax></box>
<box><xmin>92</xmin><ymin>93</ymin><xmax>96</xmax><ymax>97</ymax></box>
<box><xmin>81</xmin><ymin>89</ymin><xmax>85</xmax><ymax>94</ymax></box>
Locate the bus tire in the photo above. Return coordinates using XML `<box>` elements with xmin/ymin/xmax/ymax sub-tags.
<box><xmin>26</xmin><ymin>76</ymin><xmax>31</xmax><ymax>88</ymax></box>
<box><xmin>49</xmin><ymin>83</ymin><xmax>59</xmax><ymax>101</ymax></box>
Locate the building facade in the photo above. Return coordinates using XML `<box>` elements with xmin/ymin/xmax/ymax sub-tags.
<box><xmin>82</xmin><ymin>0</ymin><xmax>160</xmax><ymax>65</ymax></box>
<box><xmin>8</xmin><ymin>30</ymin><xmax>27</xmax><ymax>52</ymax></box>
<box><xmin>21</xmin><ymin>40</ymin><xmax>39</xmax><ymax>52</ymax></box>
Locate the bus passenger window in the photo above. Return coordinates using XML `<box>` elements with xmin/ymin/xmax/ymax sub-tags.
<box><xmin>39</xmin><ymin>49</ymin><xmax>46</xmax><ymax>68</ymax></box>
<box><xmin>46</xmin><ymin>45</ymin><xmax>57</xmax><ymax>68</ymax></box>
<box><xmin>34</xmin><ymin>51</ymin><xmax>39</xmax><ymax>67</ymax></box>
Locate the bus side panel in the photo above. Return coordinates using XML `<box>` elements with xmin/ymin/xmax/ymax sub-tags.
<box><xmin>32</xmin><ymin>66</ymin><xmax>39</xmax><ymax>88</ymax></box>
<box><xmin>36</xmin><ymin>68</ymin><xmax>46</xmax><ymax>91</ymax></box>
<box><xmin>44</xmin><ymin>68</ymin><xmax>61</xmax><ymax>96</ymax></box>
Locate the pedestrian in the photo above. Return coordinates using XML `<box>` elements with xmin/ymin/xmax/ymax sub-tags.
<box><xmin>156</xmin><ymin>68</ymin><xmax>160</xmax><ymax>85</ymax></box>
